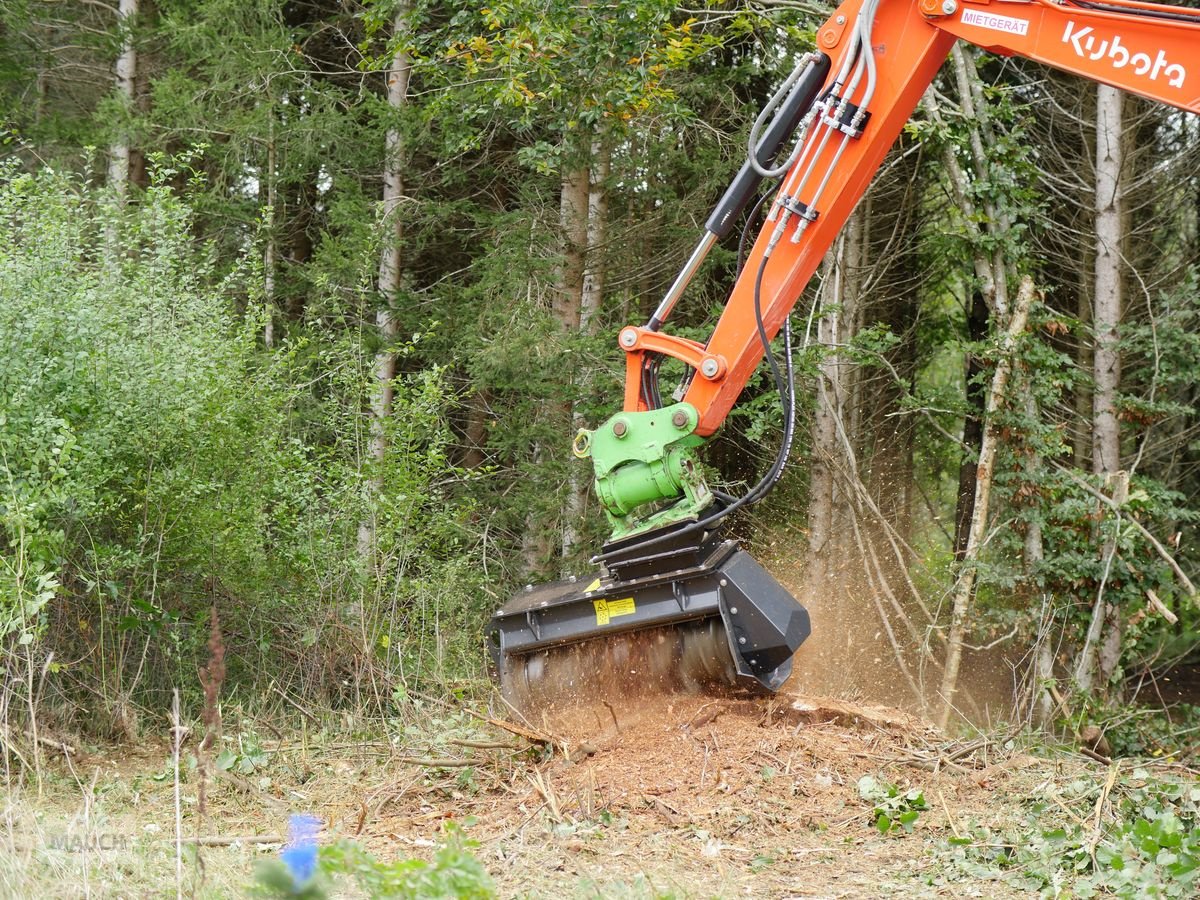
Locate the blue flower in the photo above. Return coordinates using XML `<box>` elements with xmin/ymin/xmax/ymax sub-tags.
<box><xmin>280</xmin><ymin>813</ymin><xmax>322</xmax><ymax>886</ymax></box>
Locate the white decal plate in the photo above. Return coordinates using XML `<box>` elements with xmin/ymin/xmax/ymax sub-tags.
<box><xmin>960</xmin><ymin>9</ymin><xmax>1031</xmax><ymax>36</ymax></box>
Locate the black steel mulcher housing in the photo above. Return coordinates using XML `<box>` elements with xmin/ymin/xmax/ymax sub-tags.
<box><xmin>487</xmin><ymin>524</ymin><xmax>811</xmax><ymax>695</ymax></box>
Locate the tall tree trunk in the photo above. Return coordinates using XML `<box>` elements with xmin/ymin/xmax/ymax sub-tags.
<box><xmin>1093</xmin><ymin>85</ymin><xmax>1123</xmax><ymax>479</ymax></box>
<box><xmin>357</xmin><ymin>4</ymin><xmax>412</xmax><ymax>561</ymax></box>
<box><xmin>263</xmin><ymin>118</ymin><xmax>277</xmax><ymax>349</ymax></box>
<box><xmin>939</xmin><ymin>276</ymin><xmax>1036</xmax><ymax>730</ymax></box>
<box><xmin>107</xmin><ymin>0</ymin><xmax>137</xmax><ymax>198</ymax></box>
<box><xmin>807</xmin><ymin>210</ymin><xmax>862</xmax><ymax>599</ymax></box>
<box><xmin>953</xmin><ymin>290</ymin><xmax>989</xmax><ymax>560</ymax></box>
<box><xmin>1076</xmin><ymin>84</ymin><xmax>1126</xmax><ymax>693</ymax></box>
<box><xmin>563</xmin><ymin>139</ymin><xmax>610</xmax><ymax>560</ymax></box>
<box><xmin>521</xmin><ymin>138</ymin><xmax>590</xmax><ymax>572</ymax></box>
<box><xmin>462</xmin><ymin>388</ymin><xmax>491</xmax><ymax>470</ymax></box>
<box><xmin>806</xmin><ymin>249</ymin><xmax>841</xmax><ymax>600</ymax></box>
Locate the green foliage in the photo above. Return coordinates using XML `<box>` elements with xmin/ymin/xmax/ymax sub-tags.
<box><xmin>857</xmin><ymin>775</ymin><xmax>928</xmax><ymax>835</ymax></box>
<box><xmin>943</xmin><ymin>770</ymin><xmax>1200</xmax><ymax>897</ymax></box>
<box><xmin>0</xmin><ymin>163</ymin><xmax>485</xmax><ymax>718</ymax></box>
<box><xmin>0</xmin><ymin>164</ymin><xmax>281</xmax><ymax>661</ymax></box>
<box><xmin>253</xmin><ymin>831</ymin><xmax>493</xmax><ymax>899</ymax></box>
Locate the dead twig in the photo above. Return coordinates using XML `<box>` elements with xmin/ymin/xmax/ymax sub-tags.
<box><xmin>176</xmin><ymin>834</ymin><xmax>285</xmax><ymax>847</ymax></box>
<box><xmin>394</xmin><ymin>756</ymin><xmax>479</xmax><ymax>768</ymax></box>
<box><xmin>601</xmin><ymin>699</ymin><xmax>620</xmax><ymax>733</ymax></box>
<box><xmin>1086</xmin><ymin>764</ymin><xmax>1121</xmax><ymax>864</ymax></box>
<box><xmin>1145</xmin><ymin>590</ymin><xmax>1179</xmax><ymax>625</ymax></box>
<box><xmin>448</xmin><ymin>738</ymin><xmax>523</xmax><ymax>751</ymax></box>
<box><xmin>684</xmin><ymin>702</ymin><xmax>723</xmax><ymax>731</ymax></box>
<box><xmin>527</xmin><ymin>770</ymin><xmax>565</xmax><ymax>824</ymax></box>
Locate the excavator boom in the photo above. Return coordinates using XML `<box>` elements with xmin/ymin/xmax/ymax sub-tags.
<box><xmin>488</xmin><ymin>0</ymin><xmax>1200</xmax><ymax>709</ymax></box>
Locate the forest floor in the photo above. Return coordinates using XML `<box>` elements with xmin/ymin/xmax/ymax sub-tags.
<box><xmin>6</xmin><ymin>683</ymin><xmax>1194</xmax><ymax>898</ymax></box>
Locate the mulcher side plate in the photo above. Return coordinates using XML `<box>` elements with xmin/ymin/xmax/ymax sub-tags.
<box><xmin>486</xmin><ymin>539</ymin><xmax>810</xmax><ymax>705</ymax></box>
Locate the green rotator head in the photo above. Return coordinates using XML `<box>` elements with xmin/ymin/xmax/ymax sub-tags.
<box><xmin>572</xmin><ymin>402</ymin><xmax>714</xmax><ymax>541</ymax></box>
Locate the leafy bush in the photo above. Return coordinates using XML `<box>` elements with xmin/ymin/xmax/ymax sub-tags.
<box><xmin>943</xmin><ymin>769</ymin><xmax>1200</xmax><ymax>896</ymax></box>
<box><xmin>0</xmin><ymin>163</ymin><xmax>485</xmax><ymax>725</ymax></box>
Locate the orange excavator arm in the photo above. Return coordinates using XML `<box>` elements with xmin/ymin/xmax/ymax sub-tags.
<box><xmin>620</xmin><ymin>0</ymin><xmax>1200</xmax><ymax>438</ymax></box>
<box><xmin>488</xmin><ymin>0</ymin><xmax>1200</xmax><ymax>708</ymax></box>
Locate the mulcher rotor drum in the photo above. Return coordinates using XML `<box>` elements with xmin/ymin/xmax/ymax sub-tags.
<box><xmin>487</xmin><ymin>528</ymin><xmax>810</xmax><ymax>708</ymax></box>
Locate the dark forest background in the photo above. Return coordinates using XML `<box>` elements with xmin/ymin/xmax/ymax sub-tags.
<box><xmin>2</xmin><ymin>0</ymin><xmax>1199</xmax><ymax>747</ymax></box>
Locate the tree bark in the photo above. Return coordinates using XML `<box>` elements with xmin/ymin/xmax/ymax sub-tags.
<box><xmin>939</xmin><ymin>276</ymin><xmax>1036</xmax><ymax>730</ymax></box>
<box><xmin>521</xmin><ymin>137</ymin><xmax>591</xmax><ymax>572</ymax></box>
<box><xmin>107</xmin><ymin>0</ymin><xmax>137</xmax><ymax>198</ymax></box>
<box><xmin>1093</xmin><ymin>84</ymin><xmax>1123</xmax><ymax>479</ymax></box>
<box><xmin>1076</xmin><ymin>84</ymin><xmax>1125</xmax><ymax>693</ymax></box>
<box><xmin>953</xmin><ymin>290</ymin><xmax>989</xmax><ymax>560</ymax></box>
<box><xmin>806</xmin><ymin>249</ymin><xmax>841</xmax><ymax>599</ymax></box>
<box><xmin>807</xmin><ymin>210</ymin><xmax>862</xmax><ymax>598</ymax></box>
<box><xmin>357</xmin><ymin>4</ymin><xmax>412</xmax><ymax>561</ymax></box>
<box><xmin>263</xmin><ymin>118</ymin><xmax>277</xmax><ymax>349</ymax></box>
<box><xmin>563</xmin><ymin>139</ymin><xmax>609</xmax><ymax>559</ymax></box>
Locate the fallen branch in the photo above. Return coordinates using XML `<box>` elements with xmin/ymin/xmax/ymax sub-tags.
<box><xmin>177</xmin><ymin>834</ymin><xmax>285</xmax><ymax>847</ymax></box>
<box><xmin>1145</xmin><ymin>589</ymin><xmax>1179</xmax><ymax>625</ymax></box>
<box><xmin>481</xmin><ymin>715</ymin><xmax>554</xmax><ymax>746</ymax></box>
<box><xmin>0</xmin><ymin>725</ymin><xmax>76</xmax><ymax>756</ymax></box>
<box><xmin>447</xmin><ymin>738</ymin><xmax>523</xmax><ymax>751</ymax></box>
<box><xmin>394</xmin><ymin>756</ymin><xmax>479</xmax><ymax>768</ymax></box>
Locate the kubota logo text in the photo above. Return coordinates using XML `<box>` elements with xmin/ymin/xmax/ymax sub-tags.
<box><xmin>1063</xmin><ymin>21</ymin><xmax>1186</xmax><ymax>89</ymax></box>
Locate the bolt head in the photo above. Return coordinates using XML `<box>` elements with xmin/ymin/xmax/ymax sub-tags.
<box><xmin>620</xmin><ymin>329</ymin><xmax>638</xmax><ymax>348</ymax></box>
<box><xmin>835</xmin><ymin>14</ymin><xmax>846</xmax><ymax>24</ymax></box>
<box><xmin>729</xmin><ymin>606</ymin><xmax>738</xmax><ymax>615</ymax></box>
<box><xmin>671</xmin><ymin>410</ymin><xmax>689</xmax><ymax>428</ymax></box>
<box><xmin>941</xmin><ymin>0</ymin><xmax>957</xmax><ymax>13</ymax></box>
<box><xmin>701</xmin><ymin>359</ymin><xmax>719</xmax><ymax>378</ymax></box>
<box><xmin>612</xmin><ymin>420</ymin><xmax>627</xmax><ymax>437</ymax></box>
<box><xmin>738</xmin><ymin>636</ymin><xmax>747</xmax><ymax>645</ymax></box>
<box><xmin>719</xmin><ymin>578</ymin><xmax>728</xmax><ymax>587</ymax></box>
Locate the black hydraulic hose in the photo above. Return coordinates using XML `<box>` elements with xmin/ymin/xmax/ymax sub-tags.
<box><xmin>1067</xmin><ymin>0</ymin><xmax>1200</xmax><ymax>23</ymax></box>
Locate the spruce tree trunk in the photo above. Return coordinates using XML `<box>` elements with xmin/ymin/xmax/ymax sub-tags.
<box><xmin>357</xmin><ymin>4</ymin><xmax>412</xmax><ymax>561</ymax></box>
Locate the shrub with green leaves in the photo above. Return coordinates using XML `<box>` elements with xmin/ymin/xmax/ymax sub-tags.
<box><xmin>0</xmin><ymin>163</ymin><xmax>280</xmax><ymax>657</ymax></box>
<box><xmin>0</xmin><ymin>162</ymin><xmax>485</xmax><ymax>721</ymax></box>
<box><xmin>253</xmin><ymin>827</ymin><xmax>493</xmax><ymax>899</ymax></box>
<box><xmin>943</xmin><ymin>769</ymin><xmax>1200</xmax><ymax>896</ymax></box>
<box><xmin>857</xmin><ymin>775</ymin><xmax>928</xmax><ymax>835</ymax></box>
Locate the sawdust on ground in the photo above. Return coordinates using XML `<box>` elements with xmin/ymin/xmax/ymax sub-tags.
<box><xmin>352</xmin><ymin>691</ymin><xmax>1044</xmax><ymax>898</ymax></box>
<box><xmin>4</xmin><ymin>690</ymin><xmax>1064</xmax><ymax>898</ymax></box>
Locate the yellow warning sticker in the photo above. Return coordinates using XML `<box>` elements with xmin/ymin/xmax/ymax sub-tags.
<box><xmin>583</xmin><ymin>578</ymin><xmax>602</xmax><ymax>593</ymax></box>
<box><xmin>593</xmin><ymin>597</ymin><xmax>636</xmax><ymax>626</ymax></box>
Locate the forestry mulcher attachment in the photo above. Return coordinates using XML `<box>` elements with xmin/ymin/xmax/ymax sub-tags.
<box><xmin>488</xmin><ymin>0</ymin><xmax>1200</xmax><ymax>709</ymax></box>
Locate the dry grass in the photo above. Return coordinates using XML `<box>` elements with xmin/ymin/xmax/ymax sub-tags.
<box><xmin>0</xmin><ymin>686</ymin><xmax>1138</xmax><ymax>899</ymax></box>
